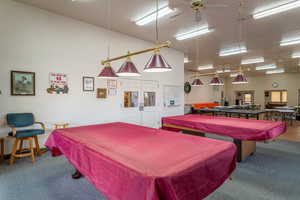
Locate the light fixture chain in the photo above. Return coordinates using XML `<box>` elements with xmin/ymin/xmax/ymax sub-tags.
<box><xmin>155</xmin><ymin>0</ymin><xmax>159</xmax><ymax>43</ymax></box>
<box><xmin>107</xmin><ymin>0</ymin><xmax>112</xmax><ymax>59</ymax></box>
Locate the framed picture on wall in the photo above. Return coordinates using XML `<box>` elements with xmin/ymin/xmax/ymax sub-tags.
<box><xmin>11</xmin><ymin>71</ymin><xmax>35</xmax><ymax>96</ymax></box>
<box><xmin>47</xmin><ymin>73</ymin><xmax>69</xmax><ymax>94</ymax></box>
<box><xmin>83</xmin><ymin>76</ymin><xmax>95</xmax><ymax>92</ymax></box>
<box><xmin>97</xmin><ymin>88</ymin><xmax>107</xmax><ymax>99</ymax></box>
<box><xmin>107</xmin><ymin>80</ymin><xmax>117</xmax><ymax>89</ymax></box>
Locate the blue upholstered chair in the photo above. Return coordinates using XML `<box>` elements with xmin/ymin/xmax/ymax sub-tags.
<box><xmin>6</xmin><ymin>113</ymin><xmax>45</xmax><ymax>165</ymax></box>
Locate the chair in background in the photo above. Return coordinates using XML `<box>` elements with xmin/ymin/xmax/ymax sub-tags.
<box><xmin>6</xmin><ymin>113</ymin><xmax>46</xmax><ymax>165</ymax></box>
<box><xmin>283</xmin><ymin>111</ymin><xmax>297</xmax><ymax>126</ymax></box>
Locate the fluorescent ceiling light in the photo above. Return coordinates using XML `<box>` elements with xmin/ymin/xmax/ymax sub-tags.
<box><xmin>280</xmin><ymin>37</ymin><xmax>300</xmax><ymax>46</ymax></box>
<box><xmin>217</xmin><ymin>69</ymin><xmax>231</xmax><ymax>73</ymax></box>
<box><xmin>230</xmin><ymin>73</ymin><xmax>239</xmax><ymax>77</ymax></box>
<box><xmin>175</xmin><ymin>26</ymin><xmax>213</xmax><ymax>40</ymax></box>
<box><xmin>241</xmin><ymin>57</ymin><xmax>264</xmax><ymax>65</ymax></box>
<box><xmin>266</xmin><ymin>68</ymin><xmax>285</xmax><ymax>74</ymax></box>
<box><xmin>135</xmin><ymin>6</ymin><xmax>174</xmax><ymax>26</ymax></box>
<box><xmin>256</xmin><ymin>64</ymin><xmax>277</xmax><ymax>70</ymax></box>
<box><xmin>198</xmin><ymin>65</ymin><xmax>213</xmax><ymax>70</ymax></box>
<box><xmin>219</xmin><ymin>46</ymin><xmax>247</xmax><ymax>57</ymax></box>
<box><xmin>253</xmin><ymin>0</ymin><xmax>300</xmax><ymax>20</ymax></box>
<box><xmin>184</xmin><ymin>57</ymin><xmax>190</xmax><ymax>63</ymax></box>
<box><xmin>292</xmin><ymin>52</ymin><xmax>300</xmax><ymax>58</ymax></box>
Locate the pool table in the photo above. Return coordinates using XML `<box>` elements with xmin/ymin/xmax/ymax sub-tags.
<box><xmin>46</xmin><ymin>122</ymin><xmax>237</xmax><ymax>200</ymax></box>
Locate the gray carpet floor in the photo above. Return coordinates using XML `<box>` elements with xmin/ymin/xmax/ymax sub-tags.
<box><xmin>0</xmin><ymin>139</ymin><xmax>300</xmax><ymax>200</ymax></box>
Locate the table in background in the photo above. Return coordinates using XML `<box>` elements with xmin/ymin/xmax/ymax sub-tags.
<box><xmin>199</xmin><ymin>108</ymin><xmax>265</xmax><ymax>120</ymax></box>
<box><xmin>53</xmin><ymin>123</ymin><xmax>69</xmax><ymax>129</ymax></box>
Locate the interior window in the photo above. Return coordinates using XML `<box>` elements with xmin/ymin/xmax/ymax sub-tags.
<box><xmin>144</xmin><ymin>92</ymin><xmax>156</xmax><ymax>107</ymax></box>
<box><xmin>124</xmin><ymin>91</ymin><xmax>139</xmax><ymax>108</ymax></box>
<box><xmin>271</xmin><ymin>90</ymin><xmax>287</xmax><ymax>103</ymax></box>
<box><xmin>244</xmin><ymin>94</ymin><xmax>252</xmax><ymax>104</ymax></box>
<box><xmin>282</xmin><ymin>91</ymin><xmax>288</xmax><ymax>103</ymax></box>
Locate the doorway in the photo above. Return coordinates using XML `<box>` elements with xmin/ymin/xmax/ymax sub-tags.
<box><xmin>120</xmin><ymin>79</ymin><xmax>160</xmax><ymax>128</ymax></box>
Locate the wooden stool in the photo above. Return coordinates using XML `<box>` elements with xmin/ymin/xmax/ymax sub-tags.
<box><xmin>54</xmin><ymin>123</ymin><xmax>69</xmax><ymax>129</ymax></box>
<box><xmin>0</xmin><ymin>138</ymin><xmax>4</xmax><ymax>164</ymax></box>
<box><xmin>10</xmin><ymin>136</ymin><xmax>37</xmax><ymax>165</ymax></box>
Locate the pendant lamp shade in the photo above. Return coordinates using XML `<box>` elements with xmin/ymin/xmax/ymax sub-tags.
<box><xmin>117</xmin><ymin>58</ymin><xmax>141</xmax><ymax>77</ymax></box>
<box><xmin>232</xmin><ymin>73</ymin><xmax>248</xmax><ymax>84</ymax></box>
<box><xmin>192</xmin><ymin>78</ymin><xmax>203</xmax><ymax>86</ymax></box>
<box><xmin>98</xmin><ymin>63</ymin><xmax>118</xmax><ymax>78</ymax></box>
<box><xmin>210</xmin><ymin>77</ymin><xmax>224</xmax><ymax>86</ymax></box>
<box><xmin>144</xmin><ymin>51</ymin><xmax>172</xmax><ymax>72</ymax></box>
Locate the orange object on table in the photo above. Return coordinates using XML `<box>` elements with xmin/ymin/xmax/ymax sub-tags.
<box><xmin>192</xmin><ymin>102</ymin><xmax>219</xmax><ymax>109</ymax></box>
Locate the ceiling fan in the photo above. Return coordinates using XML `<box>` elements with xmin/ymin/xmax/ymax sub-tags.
<box><xmin>169</xmin><ymin>0</ymin><xmax>228</xmax><ymax>22</ymax></box>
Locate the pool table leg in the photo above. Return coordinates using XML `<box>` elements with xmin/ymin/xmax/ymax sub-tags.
<box><xmin>233</xmin><ymin>139</ymin><xmax>256</xmax><ymax>162</ymax></box>
<box><xmin>72</xmin><ymin>169</ymin><xmax>82</xmax><ymax>179</ymax></box>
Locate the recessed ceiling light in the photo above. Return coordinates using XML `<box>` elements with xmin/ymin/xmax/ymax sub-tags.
<box><xmin>175</xmin><ymin>26</ymin><xmax>213</xmax><ymax>40</ymax></box>
<box><xmin>198</xmin><ymin>65</ymin><xmax>214</xmax><ymax>70</ymax></box>
<box><xmin>256</xmin><ymin>64</ymin><xmax>277</xmax><ymax>70</ymax></box>
<box><xmin>253</xmin><ymin>0</ymin><xmax>300</xmax><ymax>20</ymax></box>
<box><xmin>280</xmin><ymin>37</ymin><xmax>300</xmax><ymax>46</ymax></box>
<box><xmin>219</xmin><ymin>46</ymin><xmax>247</xmax><ymax>57</ymax></box>
<box><xmin>266</xmin><ymin>68</ymin><xmax>285</xmax><ymax>74</ymax></box>
<box><xmin>292</xmin><ymin>52</ymin><xmax>300</xmax><ymax>58</ymax></box>
<box><xmin>135</xmin><ymin>5</ymin><xmax>174</xmax><ymax>26</ymax></box>
<box><xmin>241</xmin><ymin>57</ymin><xmax>264</xmax><ymax>65</ymax></box>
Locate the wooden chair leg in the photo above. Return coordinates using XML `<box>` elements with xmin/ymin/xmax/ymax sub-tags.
<box><xmin>34</xmin><ymin>136</ymin><xmax>41</xmax><ymax>156</ymax></box>
<box><xmin>29</xmin><ymin>137</ymin><xmax>35</xmax><ymax>163</ymax></box>
<box><xmin>18</xmin><ymin>139</ymin><xmax>24</xmax><ymax>153</ymax></box>
<box><xmin>10</xmin><ymin>138</ymin><xmax>20</xmax><ymax>166</ymax></box>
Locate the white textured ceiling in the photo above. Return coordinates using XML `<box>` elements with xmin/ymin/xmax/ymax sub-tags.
<box><xmin>15</xmin><ymin>0</ymin><xmax>300</xmax><ymax>76</ymax></box>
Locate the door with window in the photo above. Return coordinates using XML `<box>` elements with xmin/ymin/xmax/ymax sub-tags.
<box><xmin>120</xmin><ymin>79</ymin><xmax>160</xmax><ymax>128</ymax></box>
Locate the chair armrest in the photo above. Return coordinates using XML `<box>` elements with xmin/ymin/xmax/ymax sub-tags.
<box><xmin>7</xmin><ymin>125</ymin><xmax>17</xmax><ymax>137</ymax></box>
<box><xmin>35</xmin><ymin>122</ymin><xmax>46</xmax><ymax>131</ymax></box>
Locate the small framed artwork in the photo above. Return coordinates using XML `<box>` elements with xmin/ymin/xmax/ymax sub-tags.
<box><xmin>47</xmin><ymin>73</ymin><xmax>69</xmax><ymax>94</ymax></box>
<box><xmin>83</xmin><ymin>76</ymin><xmax>95</xmax><ymax>92</ymax></box>
<box><xmin>97</xmin><ymin>88</ymin><xmax>107</xmax><ymax>99</ymax></box>
<box><xmin>107</xmin><ymin>80</ymin><xmax>117</xmax><ymax>89</ymax></box>
<box><xmin>11</xmin><ymin>71</ymin><xmax>35</xmax><ymax>96</ymax></box>
<box><xmin>108</xmin><ymin>88</ymin><xmax>117</xmax><ymax>96</ymax></box>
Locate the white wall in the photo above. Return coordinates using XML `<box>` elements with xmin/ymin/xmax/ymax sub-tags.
<box><xmin>184</xmin><ymin>71</ymin><xmax>224</xmax><ymax>104</ymax></box>
<box><xmin>224</xmin><ymin>73</ymin><xmax>300</xmax><ymax>107</ymax></box>
<box><xmin>0</xmin><ymin>0</ymin><xmax>184</xmax><ymax>153</ymax></box>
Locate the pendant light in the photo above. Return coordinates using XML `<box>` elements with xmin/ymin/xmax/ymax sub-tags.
<box><xmin>210</xmin><ymin>74</ymin><xmax>224</xmax><ymax>86</ymax></box>
<box><xmin>192</xmin><ymin>40</ymin><xmax>203</xmax><ymax>86</ymax></box>
<box><xmin>144</xmin><ymin>0</ymin><xmax>173</xmax><ymax>72</ymax></box>
<box><xmin>117</xmin><ymin>53</ymin><xmax>141</xmax><ymax>76</ymax></box>
<box><xmin>232</xmin><ymin>67</ymin><xmax>248</xmax><ymax>84</ymax></box>
<box><xmin>232</xmin><ymin>1</ymin><xmax>248</xmax><ymax>85</ymax></box>
<box><xmin>98</xmin><ymin>62</ymin><xmax>118</xmax><ymax>78</ymax></box>
<box><xmin>192</xmin><ymin>78</ymin><xmax>203</xmax><ymax>86</ymax></box>
<box><xmin>98</xmin><ymin>0</ymin><xmax>118</xmax><ymax>78</ymax></box>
